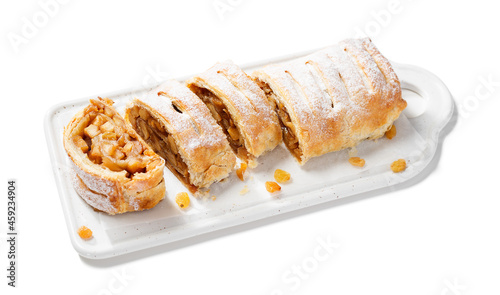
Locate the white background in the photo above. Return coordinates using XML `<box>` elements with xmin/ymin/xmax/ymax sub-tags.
<box><xmin>1</xmin><ymin>0</ymin><xmax>499</xmax><ymax>294</ymax></box>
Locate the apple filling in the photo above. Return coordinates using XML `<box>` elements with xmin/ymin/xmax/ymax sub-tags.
<box><xmin>189</xmin><ymin>86</ymin><xmax>250</xmax><ymax>162</ymax></box>
<box><xmin>71</xmin><ymin>99</ymin><xmax>161</xmax><ymax>177</ymax></box>
<box><xmin>254</xmin><ymin>79</ymin><xmax>303</xmax><ymax>160</ymax></box>
<box><xmin>127</xmin><ymin>105</ymin><xmax>195</xmax><ymax>191</ymax></box>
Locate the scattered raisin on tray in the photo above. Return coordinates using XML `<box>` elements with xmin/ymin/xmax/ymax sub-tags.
<box><xmin>391</xmin><ymin>159</ymin><xmax>406</xmax><ymax>173</ymax></box>
<box><xmin>349</xmin><ymin>157</ymin><xmax>366</xmax><ymax>167</ymax></box>
<box><xmin>77</xmin><ymin>226</ymin><xmax>93</xmax><ymax>240</ymax></box>
<box><xmin>176</xmin><ymin>192</ymin><xmax>190</xmax><ymax>209</ymax></box>
<box><xmin>265</xmin><ymin>181</ymin><xmax>281</xmax><ymax>193</ymax></box>
<box><xmin>274</xmin><ymin>169</ymin><xmax>291</xmax><ymax>183</ymax></box>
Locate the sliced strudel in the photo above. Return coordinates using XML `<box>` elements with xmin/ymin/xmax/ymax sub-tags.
<box><xmin>252</xmin><ymin>37</ymin><xmax>407</xmax><ymax>164</ymax></box>
<box><xmin>63</xmin><ymin>97</ymin><xmax>166</xmax><ymax>215</ymax></box>
<box><xmin>186</xmin><ymin>61</ymin><xmax>282</xmax><ymax>167</ymax></box>
<box><xmin>125</xmin><ymin>80</ymin><xmax>236</xmax><ymax>193</ymax></box>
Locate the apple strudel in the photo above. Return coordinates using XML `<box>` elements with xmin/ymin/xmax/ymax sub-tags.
<box><xmin>125</xmin><ymin>80</ymin><xmax>236</xmax><ymax>193</ymax></box>
<box><xmin>252</xmin><ymin>37</ymin><xmax>407</xmax><ymax>164</ymax></box>
<box><xmin>63</xmin><ymin>97</ymin><xmax>166</xmax><ymax>215</ymax></box>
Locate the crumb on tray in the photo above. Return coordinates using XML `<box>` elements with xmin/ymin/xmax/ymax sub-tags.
<box><xmin>240</xmin><ymin>185</ymin><xmax>249</xmax><ymax>195</ymax></box>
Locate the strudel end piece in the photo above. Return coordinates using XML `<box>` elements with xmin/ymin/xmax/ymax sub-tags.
<box><xmin>63</xmin><ymin>97</ymin><xmax>166</xmax><ymax>215</ymax></box>
<box><xmin>252</xmin><ymin>37</ymin><xmax>407</xmax><ymax>165</ymax></box>
<box><xmin>125</xmin><ymin>80</ymin><xmax>236</xmax><ymax>193</ymax></box>
<box><xmin>186</xmin><ymin>61</ymin><xmax>282</xmax><ymax>167</ymax></box>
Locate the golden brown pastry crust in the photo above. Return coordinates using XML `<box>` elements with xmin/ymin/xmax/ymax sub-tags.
<box><xmin>186</xmin><ymin>61</ymin><xmax>282</xmax><ymax>167</ymax></box>
<box><xmin>63</xmin><ymin>97</ymin><xmax>166</xmax><ymax>215</ymax></box>
<box><xmin>125</xmin><ymin>80</ymin><xmax>236</xmax><ymax>193</ymax></box>
<box><xmin>252</xmin><ymin>37</ymin><xmax>407</xmax><ymax>165</ymax></box>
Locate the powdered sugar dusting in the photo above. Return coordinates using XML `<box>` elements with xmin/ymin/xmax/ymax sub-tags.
<box><xmin>70</xmin><ymin>163</ymin><xmax>118</xmax><ymax>214</ymax></box>
<box><xmin>304</xmin><ymin>52</ymin><xmax>351</xmax><ymax>114</ymax></box>
<box><xmin>220</xmin><ymin>60</ymin><xmax>276</xmax><ymax>125</ymax></box>
<box><xmin>323</xmin><ymin>45</ymin><xmax>370</xmax><ymax>107</ymax></box>
<box><xmin>342</xmin><ymin>39</ymin><xmax>387</xmax><ymax>97</ymax></box>
<box><xmin>142</xmin><ymin>80</ymin><xmax>226</xmax><ymax>152</ymax></box>
<box><xmin>286</xmin><ymin>62</ymin><xmax>334</xmax><ymax>118</ymax></box>
<box><xmin>361</xmin><ymin>38</ymin><xmax>401</xmax><ymax>97</ymax></box>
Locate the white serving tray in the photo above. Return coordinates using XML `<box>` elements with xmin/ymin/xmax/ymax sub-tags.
<box><xmin>44</xmin><ymin>55</ymin><xmax>453</xmax><ymax>259</ymax></box>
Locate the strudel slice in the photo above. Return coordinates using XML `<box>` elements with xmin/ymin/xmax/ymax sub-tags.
<box><xmin>125</xmin><ymin>80</ymin><xmax>236</xmax><ymax>193</ymax></box>
<box><xmin>252</xmin><ymin>37</ymin><xmax>407</xmax><ymax>165</ymax></box>
<box><xmin>63</xmin><ymin>97</ymin><xmax>166</xmax><ymax>215</ymax></box>
<box><xmin>186</xmin><ymin>61</ymin><xmax>282</xmax><ymax>167</ymax></box>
